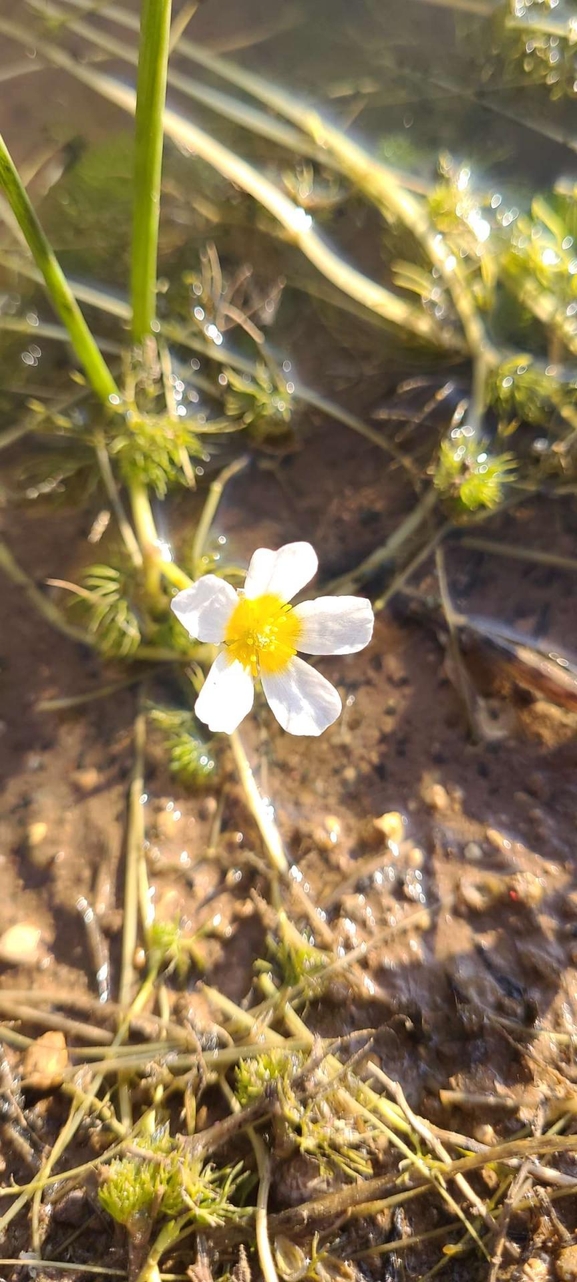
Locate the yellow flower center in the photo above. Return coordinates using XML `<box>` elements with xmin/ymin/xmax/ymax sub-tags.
<box><xmin>224</xmin><ymin>593</ymin><xmax>302</xmax><ymax>677</ymax></box>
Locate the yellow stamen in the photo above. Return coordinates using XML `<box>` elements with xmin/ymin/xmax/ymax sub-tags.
<box><xmin>224</xmin><ymin>593</ymin><xmax>302</xmax><ymax>677</ymax></box>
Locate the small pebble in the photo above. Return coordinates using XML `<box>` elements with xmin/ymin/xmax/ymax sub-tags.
<box><xmin>27</xmin><ymin>821</ymin><xmax>48</xmax><ymax>848</ymax></box>
<box><xmin>313</xmin><ymin>815</ymin><xmax>341</xmax><ymax>851</ymax></box>
<box><xmin>423</xmin><ymin>783</ymin><xmax>451</xmax><ymax>813</ymax></box>
<box><xmin>22</xmin><ymin>1031</ymin><xmax>68</xmax><ymax>1091</ymax></box>
<box><xmin>508</xmin><ymin>871</ymin><xmax>544</xmax><ymax>908</ymax></box>
<box><xmin>406</xmin><ymin>846</ymin><xmax>425</xmax><ymax>869</ymax></box>
<box><xmin>154</xmin><ymin>806</ymin><xmax>183</xmax><ymax>841</ymax></box>
<box><xmin>25</xmin><ymin>821</ymin><xmax>54</xmax><ymax>870</ymax></box>
<box><xmin>373</xmin><ymin>811</ymin><xmax>405</xmax><ymax>843</ymax></box>
<box><xmin>473</xmin><ymin>1123</ymin><xmax>497</xmax><ymax>1145</ymax></box>
<box><xmin>0</xmin><ymin>922</ymin><xmax>42</xmax><ymax>966</ymax></box>
<box><xmin>71</xmin><ymin>767</ymin><xmax>100</xmax><ymax>793</ymax></box>
<box><xmin>463</xmin><ymin>842</ymin><xmax>483</xmax><ymax>862</ymax></box>
<box><xmin>523</xmin><ymin>1257</ymin><xmax>550</xmax><ymax>1282</ymax></box>
<box><xmin>556</xmin><ymin>1245</ymin><xmax>577</xmax><ymax>1281</ymax></box>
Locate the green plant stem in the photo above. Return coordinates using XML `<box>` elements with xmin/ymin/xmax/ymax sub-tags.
<box><xmin>128</xmin><ymin>481</ymin><xmax>163</xmax><ymax>606</ymax></box>
<box><xmin>0</xmin><ymin>132</ymin><xmax>120</xmax><ymax>408</ymax></box>
<box><xmin>135</xmin><ymin>1214</ymin><xmax>189</xmax><ymax>1282</ymax></box>
<box><xmin>94</xmin><ymin>432</ymin><xmax>143</xmax><ymax>568</ymax></box>
<box><xmin>131</xmin><ymin>0</ymin><xmax>172</xmax><ymax>344</ymax></box>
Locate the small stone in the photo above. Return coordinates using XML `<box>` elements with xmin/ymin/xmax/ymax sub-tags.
<box><xmin>25</xmin><ymin>821</ymin><xmax>54</xmax><ymax>870</ymax></box>
<box><xmin>406</xmin><ymin>846</ymin><xmax>425</xmax><ymax>869</ymax></box>
<box><xmin>71</xmin><ymin>767</ymin><xmax>100</xmax><ymax>793</ymax></box>
<box><xmin>523</xmin><ymin>1256</ymin><xmax>550</xmax><ymax>1282</ymax></box>
<box><xmin>486</xmin><ymin>827</ymin><xmax>512</xmax><ymax>854</ymax></box>
<box><xmin>27</xmin><ymin>821</ymin><xmax>48</xmax><ymax>848</ymax></box>
<box><xmin>154</xmin><ymin>805</ymin><xmax>183</xmax><ymax>841</ymax></box>
<box><xmin>473</xmin><ymin>1123</ymin><xmax>497</xmax><ymax>1145</ymax></box>
<box><xmin>313</xmin><ymin>815</ymin><xmax>341</xmax><ymax>851</ymax></box>
<box><xmin>0</xmin><ymin>923</ymin><xmax>42</xmax><ymax>966</ymax></box>
<box><xmin>198</xmin><ymin>796</ymin><xmax>218</xmax><ymax>821</ymax></box>
<box><xmin>341</xmin><ymin>766</ymin><xmax>357</xmax><ymax>785</ymax></box>
<box><xmin>508</xmin><ymin>871</ymin><xmax>545</xmax><ymax>908</ymax></box>
<box><xmin>463</xmin><ymin>842</ymin><xmax>483</xmax><ymax>862</ymax></box>
<box><xmin>423</xmin><ymin>783</ymin><xmax>451</xmax><ymax>813</ymax></box>
<box><xmin>373</xmin><ymin>811</ymin><xmax>405</xmax><ymax>844</ymax></box>
<box><xmin>556</xmin><ymin>1245</ymin><xmax>577</xmax><ymax>1281</ymax></box>
<box><xmin>22</xmin><ymin>1031</ymin><xmax>68</xmax><ymax>1091</ymax></box>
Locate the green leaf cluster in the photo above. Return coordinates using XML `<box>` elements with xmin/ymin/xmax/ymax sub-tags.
<box><xmin>107</xmin><ymin>410</ymin><xmax>202</xmax><ymax>497</ymax></box>
<box><xmin>99</xmin><ymin>1127</ymin><xmax>245</xmax><ymax>1235</ymax></box>
<box><xmin>76</xmin><ymin>564</ymin><xmax>141</xmax><ymax>657</ymax></box>
<box><xmin>434</xmin><ymin>434</ymin><xmax>517</xmax><ymax>514</ymax></box>
<box><xmin>224</xmin><ymin>362</ymin><xmax>293</xmax><ymax>440</ymax></box>
<box><xmin>148</xmin><ymin>708</ymin><xmax>217</xmax><ymax>786</ymax></box>
<box><xmin>498</xmin><ymin>3</ymin><xmax>577</xmax><ymax>101</ymax></box>
<box><xmin>488</xmin><ymin>354</ymin><xmax>577</xmax><ymax>431</ymax></box>
<box><xmin>235</xmin><ymin>1052</ymin><xmax>375</xmax><ymax>1181</ymax></box>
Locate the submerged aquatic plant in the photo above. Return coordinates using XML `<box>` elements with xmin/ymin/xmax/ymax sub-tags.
<box><xmin>148</xmin><ymin>708</ymin><xmax>216</xmax><ymax>786</ymax></box>
<box><xmin>224</xmin><ymin>361</ymin><xmax>294</xmax><ymax>441</ymax></box>
<box><xmin>433</xmin><ymin>432</ymin><xmax>517</xmax><ymax>515</ymax></box>
<box><xmin>171</xmin><ymin>541</ymin><xmax>374</xmax><ymax>736</ymax></box>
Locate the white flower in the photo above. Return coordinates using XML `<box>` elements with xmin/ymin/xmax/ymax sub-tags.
<box><xmin>171</xmin><ymin>541</ymin><xmax>374</xmax><ymax>736</ymax></box>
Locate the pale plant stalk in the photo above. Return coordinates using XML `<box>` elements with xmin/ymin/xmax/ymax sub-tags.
<box><xmin>229</xmin><ymin>732</ymin><xmax>290</xmax><ymax>876</ymax></box>
<box><xmin>220</xmin><ymin>1080</ymin><xmax>279</xmax><ymax>1282</ymax></box>
<box><xmin>119</xmin><ymin>710</ymin><xmax>148</xmax><ymax>1008</ymax></box>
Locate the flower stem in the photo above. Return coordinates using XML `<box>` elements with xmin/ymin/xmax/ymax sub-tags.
<box><xmin>230</xmin><ymin>731</ymin><xmax>289</xmax><ymax>877</ymax></box>
<box><xmin>128</xmin><ymin>481</ymin><xmax>163</xmax><ymax>607</ymax></box>
<box><xmin>0</xmin><ymin>131</ymin><xmax>120</xmax><ymax>408</ymax></box>
<box><xmin>131</xmin><ymin>0</ymin><xmax>173</xmax><ymax>344</ymax></box>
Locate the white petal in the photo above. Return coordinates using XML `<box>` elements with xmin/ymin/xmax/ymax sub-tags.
<box><xmin>244</xmin><ymin>542</ymin><xmax>318</xmax><ymax>602</ymax></box>
<box><xmin>171</xmin><ymin>575</ymin><xmax>238</xmax><ymax>643</ymax></box>
<box><xmin>293</xmin><ymin>596</ymin><xmax>374</xmax><ymax>655</ymax></box>
<box><xmin>261</xmin><ymin>656</ymin><xmax>342</xmax><ymax>736</ymax></box>
<box><xmin>195</xmin><ymin>652</ymin><xmax>254</xmax><ymax>733</ymax></box>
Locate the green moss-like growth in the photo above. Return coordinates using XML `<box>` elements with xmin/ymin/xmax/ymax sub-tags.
<box><xmin>99</xmin><ymin>1127</ymin><xmax>246</xmax><ymax>1234</ymax></box>
<box><xmin>224</xmin><ymin>362</ymin><xmax>293</xmax><ymax>440</ymax></box>
<box><xmin>434</xmin><ymin>433</ymin><xmax>517</xmax><ymax>515</ymax></box>
<box><xmin>148</xmin><ymin>708</ymin><xmax>217</xmax><ymax>787</ymax></box>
